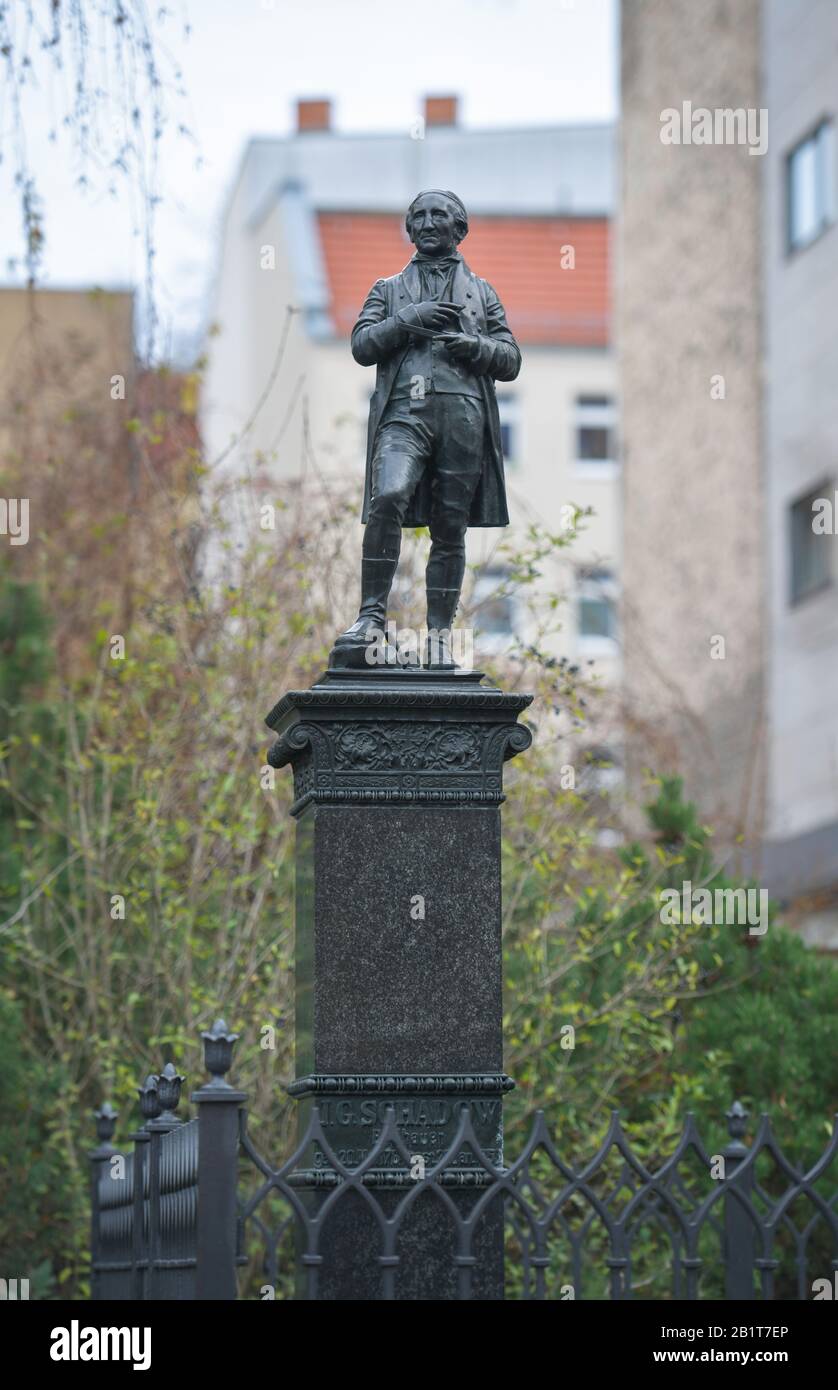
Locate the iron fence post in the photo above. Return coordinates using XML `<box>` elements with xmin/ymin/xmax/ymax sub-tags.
<box><xmin>128</xmin><ymin>1075</ymin><xmax>162</xmax><ymax>1300</ymax></box>
<box><xmin>89</xmin><ymin>1103</ymin><xmax>118</xmax><ymax>1302</ymax></box>
<box><xmin>145</xmin><ymin>1061</ymin><xmax>185</xmax><ymax>1300</ymax></box>
<box><xmin>192</xmin><ymin>1019</ymin><xmax>246</xmax><ymax>1301</ymax></box>
<box><xmin>723</xmin><ymin>1100</ymin><xmax>755</xmax><ymax>1301</ymax></box>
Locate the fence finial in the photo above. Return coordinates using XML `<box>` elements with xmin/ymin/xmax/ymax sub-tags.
<box><xmin>138</xmin><ymin>1073</ymin><xmax>161</xmax><ymax>1127</ymax></box>
<box><xmin>155</xmin><ymin>1061</ymin><xmax>185</xmax><ymax>1125</ymax></box>
<box><xmin>201</xmin><ymin>1018</ymin><xmax>240</xmax><ymax>1090</ymax></box>
<box><xmin>93</xmin><ymin>1102</ymin><xmax>118</xmax><ymax>1149</ymax></box>
<box><xmin>726</xmin><ymin>1099</ymin><xmax>749</xmax><ymax>1142</ymax></box>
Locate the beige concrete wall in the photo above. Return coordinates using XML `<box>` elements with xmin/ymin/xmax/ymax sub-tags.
<box><xmin>619</xmin><ymin>0</ymin><xmax>766</xmax><ymax>842</ymax></box>
<box><xmin>0</xmin><ymin>286</ymin><xmax>134</xmax><ymax>460</ymax></box>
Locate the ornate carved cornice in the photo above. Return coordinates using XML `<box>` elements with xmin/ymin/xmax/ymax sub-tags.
<box><xmin>266</xmin><ymin>670</ymin><xmax>533</xmax><ymax>816</ymax></box>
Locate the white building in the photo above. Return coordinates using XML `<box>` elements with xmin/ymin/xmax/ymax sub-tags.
<box><xmin>762</xmin><ymin>0</ymin><xmax>838</xmax><ymax>922</ymax></box>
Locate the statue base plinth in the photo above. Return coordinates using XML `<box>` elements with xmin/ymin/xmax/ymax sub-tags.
<box><xmin>266</xmin><ymin>667</ymin><xmax>532</xmax><ymax>1299</ymax></box>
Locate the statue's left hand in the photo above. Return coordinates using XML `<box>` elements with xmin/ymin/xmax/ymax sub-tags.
<box><xmin>442</xmin><ymin>332</ymin><xmax>481</xmax><ymax>363</ymax></box>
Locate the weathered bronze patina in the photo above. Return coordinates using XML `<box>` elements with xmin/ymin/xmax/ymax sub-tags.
<box><xmin>330</xmin><ymin>189</ymin><xmax>521</xmax><ymax>671</ymax></box>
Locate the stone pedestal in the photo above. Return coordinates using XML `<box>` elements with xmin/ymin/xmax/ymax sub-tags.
<box><xmin>266</xmin><ymin>667</ymin><xmax>532</xmax><ymax>1300</ymax></box>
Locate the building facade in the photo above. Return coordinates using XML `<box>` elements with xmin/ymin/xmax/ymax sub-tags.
<box><xmin>620</xmin><ymin>0</ymin><xmax>838</xmax><ymax>934</ymax></box>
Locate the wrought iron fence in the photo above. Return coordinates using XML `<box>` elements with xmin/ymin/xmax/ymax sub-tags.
<box><xmin>90</xmin><ymin>1021</ymin><xmax>838</xmax><ymax>1300</ymax></box>
<box><xmin>91</xmin><ymin>1067</ymin><xmax>201</xmax><ymax>1300</ymax></box>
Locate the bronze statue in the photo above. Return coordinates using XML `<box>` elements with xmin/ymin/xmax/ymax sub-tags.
<box><xmin>330</xmin><ymin>189</ymin><xmax>521</xmax><ymax>670</ymax></box>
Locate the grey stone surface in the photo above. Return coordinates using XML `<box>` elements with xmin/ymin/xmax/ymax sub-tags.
<box><xmin>299</xmin><ymin>804</ymin><xmax>502</xmax><ymax>1075</ymax></box>
<box><xmin>302</xmin><ymin>1189</ymin><xmax>505</xmax><ymax>1301</ymax></box>
<box><xmin>268</xmin><ymin>667</ymin><xmax>532</xmax><ymax>1299</ymax></box>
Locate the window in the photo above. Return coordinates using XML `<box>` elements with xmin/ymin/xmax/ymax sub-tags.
<box><xmin>787</xmin><ymin>120</ymin><xmax>835</xmax><ymax>252</ymax></box>
<box><xmin>578</xmin><ymin>567</ymin><xmax>618</xmax><ymax>647</ymax></box>
<box><xmin>497</xmin><ymin>393</ymin><xmax>520</xmax><ymax>466</ymax></box>
<box><xmin>573</xmin><ymin>396</ymin><xmax>618</xmax><ymax>477</ymax></box>
<box><xmin>790</xmin><ymin>483</ymin><xmax>833</xmax><ymax>604</ymax></box>
<box><xmin>471</xmin><ymin>566</ymin><xmax>516</xmax><ymax>642</ymax></box>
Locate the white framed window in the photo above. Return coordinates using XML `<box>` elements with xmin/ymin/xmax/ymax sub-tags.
<box><xmin>471</xmin><ymin>565</ymin><xmax>517</xmax><ymax>651</ymax></box>
<box><xmin>787</xmin><ymin>119</ymin><xmax>835</xmax><ymax>253</ymax></box>
<box><xmin>573</xmin><ymin>395</ymin><xmax>618</xmax><ymax>478</ymax></box>
<box><xmin>497</xmin><ymin>392</ymin><xmax>520</xmax><ymax>467</ymax></box>
<box><xmin>789</xmin><ymin>482</ymin><xmax>833</xmax><ymax>604</ymax></box>
<box><xmin>577</xmin><ymin>566</ymin><xmax>618</xmax><ymax>654</ymax></box>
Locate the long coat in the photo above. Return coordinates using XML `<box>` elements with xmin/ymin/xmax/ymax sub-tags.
<box><xmin>351</xmin><ymin>254</ymin><xmax>521</xmax><ymax>528</ymax></box>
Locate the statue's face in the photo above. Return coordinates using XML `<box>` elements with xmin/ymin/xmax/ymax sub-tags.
<box><xmin>407</xmin><ymin>194</ymin><xmax>460</xmax><ymax>257</ymax></box>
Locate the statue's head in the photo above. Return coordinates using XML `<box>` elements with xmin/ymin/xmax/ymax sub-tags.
<box><xmin>405</xmin><ymin>189</ymin><xmax>469</xmax><ymax>257</ymax></box>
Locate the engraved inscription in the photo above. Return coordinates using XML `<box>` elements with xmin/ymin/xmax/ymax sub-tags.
<box><xmin>313</xmin><ymin>1095</ymin><xmax>502</xmax><ymax>1170</ymax></box>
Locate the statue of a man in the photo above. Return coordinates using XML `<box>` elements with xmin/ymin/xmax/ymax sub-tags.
<box><xmin>330</xmin><ymin>189</ymin><xmax>521</xmax><ymax>670</ymax></box>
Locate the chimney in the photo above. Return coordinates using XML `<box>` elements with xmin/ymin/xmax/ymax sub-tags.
<box><xmin>295</xmin><ymin>98</ymin><xmax>332</xmax><ymax>134</ymax></box>
<box><xmin>423</xmin><ymin>95</ymin><xmax>458</xmax><ymax>129</ymax></box>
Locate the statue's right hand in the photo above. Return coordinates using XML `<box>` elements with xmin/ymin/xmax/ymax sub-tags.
<box><xmin>400</xmin><ymin>301</ymin><xmax>463</xmax><ymax>331</ymax></box>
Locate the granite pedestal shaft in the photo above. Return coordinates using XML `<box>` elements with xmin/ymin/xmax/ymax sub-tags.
<box><xmin>266</xmin><ymin>666</ymin><xmax>532</xmax><ymax>1299</ymax></box>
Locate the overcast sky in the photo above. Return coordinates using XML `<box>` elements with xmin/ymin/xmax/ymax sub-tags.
<box><xmin>0</xmin><ymin>0</ymin><xmax>618</xmax><ymax>360</ymax></box>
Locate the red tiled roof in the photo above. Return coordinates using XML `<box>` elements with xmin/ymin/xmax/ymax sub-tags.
<box><xmin>317</xmin><ymin>212</ymin><xmax>610</xmax><ymax>347</ymax></box>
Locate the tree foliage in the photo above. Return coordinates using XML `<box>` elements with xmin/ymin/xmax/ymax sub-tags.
<box><xmin>1</xmin><ymin>355</ymin><xmax>836</xmax><ymax>1297</ymax></box>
